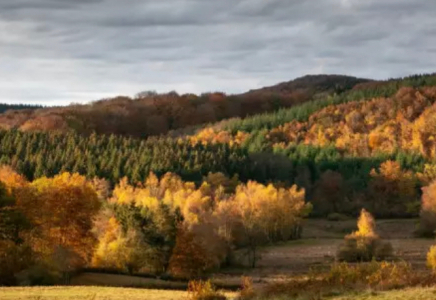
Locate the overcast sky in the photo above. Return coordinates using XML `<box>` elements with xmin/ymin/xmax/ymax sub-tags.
<box><xmin>1</xmin><ymin>0</ymin><xmax>435</xmax><ymax>105</ymax></box>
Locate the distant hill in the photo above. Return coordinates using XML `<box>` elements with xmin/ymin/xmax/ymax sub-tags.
<box><xmin>244</xmin><ymin>74</ymin><xmax>370</xmax><ymax>96</ymax></box>
<box><xmin>0</xmin><ymin>103</ymin><xmax>43</xmax><ymax>114</ymax></box>
<box><xmin>0</xmin><ymin>75</ymin><xmax>368</xmax><ymax>137</ymax></box>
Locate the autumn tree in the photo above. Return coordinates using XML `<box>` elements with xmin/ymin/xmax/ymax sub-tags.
<box><xmin>338</xmin><ymin>209</ymin><xmax>393</xmax><ymax>262</ymax></box>
<box><xmin>0</xmin><ymin>181</ymin><xmax>33</xmax><ymax>285</ymax></box>
<box><xmin>0</xmin><ymin>182</ymin><xmax>29</xmax><ymax>244</ymax></box>
<box><xmin>233</xmin><ymin>182</ymin><xmax>310</xmax><ymax>267</ymax></box>
<box><xmin>98</xmin><ymin>174</ymin><xmax>185</xmax><ymax>274</ymax></box>
<box><xmin>30</xmin><ymin>173</ymin><xmax>101</xmax><ymax>267</ymax></box>
<box><xmin>168</xmin><ymin>225</ymin><xmax>214</xmax><ymax>279</ymax></box>
<box><xmin>419</xmin><ymin>179</ymin><xmax>436</xmax><ymax>237</ymax></box>
<box><xmin>368</xmin><ymin>161</ymin><xmax>418</xmax><ymax>217</ymax></box>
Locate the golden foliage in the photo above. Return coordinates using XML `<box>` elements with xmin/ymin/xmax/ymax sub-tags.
<box><xmin>338</xmin><ymin>209</ymin><xmax>393</xmax><ymax>262</ymax></box>
<box><xmin>419</xmin><ymin>179</ymin><xmax>436</xmax><ymax>236</ymax></box>
<box><xmin>234</xmin><ymin>182</ymin><xmax>309</xmax><ymax>242</ymax></box>
<box><xmin>30</xmin><ymin>173</ymin><xmax>101</xmax><ymax>262</ymax></box>
<box><xmin>353</xmin><ymin>209</ymin><xmax>377</xmax><ymax>238</ymax></box>
<box><xmin>92</xmin><ymin>216</ymin><xmax>124</xmax><ymax>269</ymax></box>
<box><xmin>109</xmin><ymin>172</ymin><xmax>311</xmax><ymax>273</ymax></box>
<box><xmin>264</xmin><ymin>87</ymin><xmax>436</xmax><ymax>158</ymax></box>
<box><xmin>189</xmin><ymin>128</ymin><xmax>249</xmax><ymax>146</ymax></box>
<box><xmin>427</xmin><ymin>246</ymin><xmax>436</xmax><ymax>272</ymax></box>
<box><xmin>187</xmin><ymin>280</ymin><xmax>226</xmax><ymax>300</ymax></box>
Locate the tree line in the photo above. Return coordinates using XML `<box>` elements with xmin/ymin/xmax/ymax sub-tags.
<box><xmin>0</xmin><ymin>129</ymin><xmax>431</xmax><ymax>218</ymax></box>
<box><xmin>0</xmin><ymin>168</ymin><xmax>310</xmax><ymax>284</ymax></box>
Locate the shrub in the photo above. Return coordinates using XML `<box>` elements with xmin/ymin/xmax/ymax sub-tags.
<box><xmin>238</xmin><ymin>277</ymin><xmax>255</xmax><ymax>300</ymax></box>
<box><xmin>427</xmin><ymin>245</ymin><xmax>436</xmax><ymax>272</ymax></box>
<box><xmin>337</xmin><ymin>209</ymin><xmax>393</xmax><ymax>262</ymax></box>
<box><xmin>419</xmin><ymin>180</ymin><xmax>436</xmax><ymax>237</ymax></box>
<box><xmin>327</xmin><ymin>261</ymin><xmax>414</xmax><ymax>290</ymax></box>
<box><xmin>187</xmin><ymin>280</ymin><xmax>226</xmax><ymax>300</ymax></box>
<box><xmin>251</xmin><ymin>261</ymin><xmax>427</xmax><ymax>300</ymax></box>
<box><xmin>338</xmin><ymin>237</ymin><xmax>393</xmax><ymax>262</ymax></box>
<box><xmin>365</xmin><ymin>261</ymin><xmax>415</xmax><ymax>290</ymax></box>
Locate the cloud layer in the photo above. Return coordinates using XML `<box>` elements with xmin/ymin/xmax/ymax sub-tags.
<box><xmin>0</xmin><ymin>0</ymin><xmax>435</xmax><ymax>104</ymax></box>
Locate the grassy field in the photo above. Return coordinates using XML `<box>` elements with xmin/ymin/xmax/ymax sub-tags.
<box><xmin>0</xmin><ymin>286</ymin><xmax>237</xmax><ymax>300</ymax></box>
<box><xmin>2</xmin><ymin>286</ymin><xmax>436</xmax><ymax>300</ymax></box>
<box><xmin>255</xmin><ymin>288</ymin><xmax>436</xmax><ymax>299</ymax></box>
<box><xmin>0</xmin><ymin>287</ymin><xmax>188</xmax><ymax>300</ymax></box>
<box><xmin>331</xmin><ymin>288</ymin><xmax>436</xmax><ymax>300</ymax></box>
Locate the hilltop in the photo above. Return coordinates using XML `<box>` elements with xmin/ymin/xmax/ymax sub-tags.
<box><xmin>0</xmin><ymin>75</ymin><xmax>368</xmax><ymax>137</ymax></box>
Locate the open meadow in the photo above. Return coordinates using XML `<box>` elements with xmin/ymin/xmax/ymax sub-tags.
<box><xmin>2</xmin><ymin>286</ymin><xmax>436</xmax><ymax>300</ymax></box>
<box><xmin>205</xmin><ymin>219</ymin><xmax>434</xmax><ymax>288</ymax></box>
<box><xmin>0</xmin><ymin>286</ymin><xmax>190</xmax><ymax>300</ymax></box>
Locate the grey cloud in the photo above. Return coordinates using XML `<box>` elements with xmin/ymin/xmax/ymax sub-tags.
<box><xmin>0</xmin><ymin>0</ymin><xmax>435</xmax><ymax>104</ymax></box>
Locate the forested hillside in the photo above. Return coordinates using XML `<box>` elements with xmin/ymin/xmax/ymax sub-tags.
<box><xmin>0</xmin><ymin>74</ymin><xmax>436</xmax><ymax>218</ymax></box>
<box><xmin>4</xmin><ymin>72</ymin><xmax>436</xmax><ymax>287</ymax></box>
<box><xmin>0</xmin><ymin>103</ymin><xmax>42</xmax><ymax>114</ymax></box>
<box><xmin>0</xmin><ymin>75</ymin><xmax>367</xmax><ymax>137</ymax></box>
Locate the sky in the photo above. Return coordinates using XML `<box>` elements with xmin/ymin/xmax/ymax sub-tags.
<box><xmin>0</xmin><ymin>0</ymin><xmax>436</xmax><ymax>105</ymax></box>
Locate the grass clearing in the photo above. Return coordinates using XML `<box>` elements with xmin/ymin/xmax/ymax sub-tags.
<box><xmin>332</xmin><ymin>288</ymin><xmax>436</xmax><ymax>300</ymax></box>
<box><xmin>262</xmin><ymin>288</ymin><xmax>436</xmax><ymax>300</ymax></box>
<box><xmin>0</xmin><ymin>286</ymin><xmax>237</xmax><ymax>300</ymax></box>
<box><xmin>70</xmin><ymin>273</ymin><xmax>188</xmax><ymax>289</ymax></box>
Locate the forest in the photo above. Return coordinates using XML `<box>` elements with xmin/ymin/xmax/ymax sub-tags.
<box><xmin>0</xmin><ymin>75</ymin><xmax>367</xmax><ymax>137</ymax></box>
<box><xmin>3</xmin><ymin>73</ymin><xmax>436</xmax><ymax>290</ymax></box>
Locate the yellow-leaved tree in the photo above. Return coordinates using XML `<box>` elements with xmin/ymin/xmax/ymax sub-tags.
<box><xmin>353</xmin><ymin>208</ymin><xmax>377</xmax><ymax>238</ymax></box>
<box><xmin>338</xmin><ymin>209</ymin><xmax>393</xmax><ymax>262</ymax></box>
<box><xmin>232</xmin><ymin>182</ymin><xmax>310</xmax><ymax>267</ymax></box>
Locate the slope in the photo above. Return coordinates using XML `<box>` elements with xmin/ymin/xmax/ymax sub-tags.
<box><xmin>0</xmin><ymin>75</ymin><xmax>368</xmax><ymax>137</ymax></box>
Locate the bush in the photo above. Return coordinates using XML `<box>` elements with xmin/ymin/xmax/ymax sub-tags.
<box><xmin>337</xmin><ymin>236</ymin><xmax>393</xmax><ymax>262</ymax></box>
<box><xmin>327</xmin><ymin>261</ymin><xmax>415</xmax><ymax>290</ymax></box>
<box><xmin>419</xmin><ymin>180</ymin><xmax>436</xmax><ymax>237</ymax></box>
<box><xmin>238</xmin><ymin>277</ymin><xmax>255</xmax><ymax>300</ymax></box>
<box><xmin>337</xmin><ymin>209</ymin><xmax>393</xmax><ymax>262</ymax></box>
<box><xmin>251</xmin><ymin>261</ymin><xmax>429</xmax><ymax>300</ymax></box>
<box><xmin>427</xmin><ymin>246</ymin><xmax>436</xmax><ymax>272</ymax></box>
<box><xmin>187</xmin><ymin>280</ymin><xmax>226</xmax><ymax>300</ymax></box>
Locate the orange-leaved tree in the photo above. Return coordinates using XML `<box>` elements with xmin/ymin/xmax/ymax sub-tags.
<box><xmin>31</xmin><ymin>173</ymin><xmax>101</xmax><ymax>267</ymax></box>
